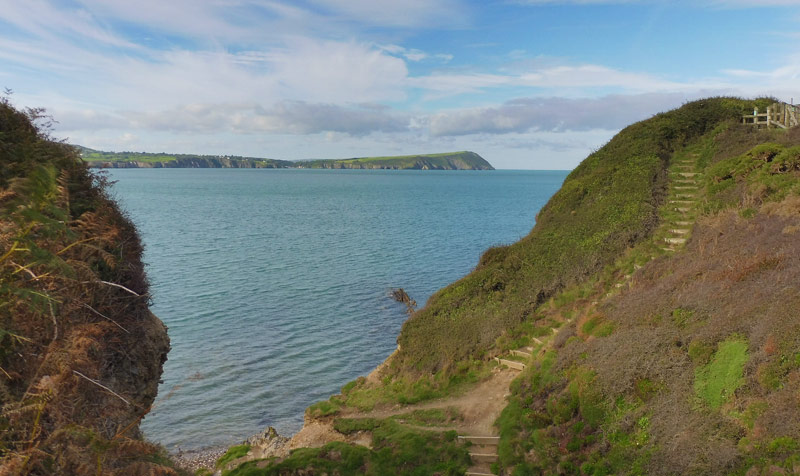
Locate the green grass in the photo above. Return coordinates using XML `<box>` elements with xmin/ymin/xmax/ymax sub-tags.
<box><xmin>224</xmin><ymin>422</ymin><xmax>470</xmax><ymax>476</ymax></box>
<box><xmin>704</xmin><ymin>142</ymin><xmax>800</xmax><ymax>212</ymax></box>
<box><xmin>326</xmin><ymin>360</ymin><xmax>488</xmax><ymax>411</ymax></box>
<box><xmin>217</xmin><ymin>444</ymin><xmax>251</xmax><ymax>468</ymax></box>
<box><xmin>694</xmin><ymin>336</ymin><xmax>749</xmax><ymax>409</ymax></box>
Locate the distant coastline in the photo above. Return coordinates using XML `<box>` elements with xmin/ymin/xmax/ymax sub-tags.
<box><xmin>78</xmin><ymin>146</ymin><xmax>494</xmax><ymax>170</ymax></box>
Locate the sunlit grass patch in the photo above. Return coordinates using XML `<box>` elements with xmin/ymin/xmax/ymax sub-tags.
<box><xmin>694</xmin><ymin>336</ymin><xmax>749</xmax><ymax>409</ymax></box>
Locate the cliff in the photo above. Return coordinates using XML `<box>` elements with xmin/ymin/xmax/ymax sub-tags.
<box><xmin>79</xmin><ymin>147</ymin><xmax>293</xmax><ymax>169</ymax></box>
<box><xmin>219</xmin><ymin>98</ymin><xmax>800</xmax><ymax>476</ymax></box>
<box><xmin>0</xmin><ymin>103</ymin><xmax>176</xmax><ymax>474</ymax></box>
<box><xmin>301</xmin><ymin>151</ymin><xmax>494</xmax><ymax>170</ymax></box>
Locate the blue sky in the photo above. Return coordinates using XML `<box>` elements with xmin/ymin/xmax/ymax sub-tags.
<box><xmin>1</xmin><ymin>0</ymin><xmax>798</xmax><ymax>169</ymax></box>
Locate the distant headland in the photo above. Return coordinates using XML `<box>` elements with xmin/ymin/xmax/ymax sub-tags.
<box><xmin>77</xmin><ymin>146</ymin><xmax>494</xmax><ymax>170</ymax></box>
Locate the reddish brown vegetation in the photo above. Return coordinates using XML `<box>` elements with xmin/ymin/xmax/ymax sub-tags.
<box><xmin>1</xmin><ymin>102</ymin><xmax>174</xmax><ymax>475</ymax></box>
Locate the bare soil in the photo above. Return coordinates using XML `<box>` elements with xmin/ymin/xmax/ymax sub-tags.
<box><xmin>288</xmin><ymin>367</ymin><xmax>517</xmax><ymax>452</ymax></box>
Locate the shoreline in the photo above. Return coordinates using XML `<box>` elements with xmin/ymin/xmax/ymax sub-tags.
<box><xmin>171</xmin><ymin>446</ymin><xmax>228</xmax><ymax>472</ymax></box>
<box><xmin>169</xmin><ymin>349</ymin><xmax>400</xmax><ymax>472</ymax></box>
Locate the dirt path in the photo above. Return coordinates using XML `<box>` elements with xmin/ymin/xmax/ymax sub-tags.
<box><xmin>288</xmin><ymin>367</ymin><xmax>517</xmax><ymax>451</ymax></box>
<box><xmin>342</xmin><ymin>368</ymin><xmax>516</xmax><ymax>435</ymax></box>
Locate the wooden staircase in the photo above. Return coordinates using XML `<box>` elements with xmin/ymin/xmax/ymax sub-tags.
<box><xmin>459</xmin><ymin>435</ymin><xmax>500</xmax><ymax>476</ymax></box>
<box><xmin>662</xmin><ymin>154</ymin><xmax>701</xmax><ymax>252</ymax></box>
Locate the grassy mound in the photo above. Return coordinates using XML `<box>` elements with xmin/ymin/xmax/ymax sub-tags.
<box><xmin>225</xmin><ymin>421</ymin><xmax>470</xmax><ymax>476</ymax></box>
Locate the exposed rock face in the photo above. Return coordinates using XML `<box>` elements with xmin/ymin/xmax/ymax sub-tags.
<box><xmin>391</xmin><ymin>288</ymin><xmax>417</xmax><ymax>314</ymax></box>
<box><xmin>246</xmin><ymin>427</ymin><xmax>292</xmax><ymax>459</ymax></box>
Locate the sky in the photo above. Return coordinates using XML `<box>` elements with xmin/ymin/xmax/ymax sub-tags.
<box><xmin>1</xmin><ymin>1</ymin><xmax>799</xmax><ymax>169</ymax></box>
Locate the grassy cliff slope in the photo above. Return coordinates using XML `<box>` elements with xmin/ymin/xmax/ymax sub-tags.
<box><xmin>390</xmin><ymin>98</ymin><xmax>769</xmax><ymax>377</ymax></box>
<box><xmin>0</xmin><ymin>102</ymin><xmax>178</xmax><ymax>475</ymax></box>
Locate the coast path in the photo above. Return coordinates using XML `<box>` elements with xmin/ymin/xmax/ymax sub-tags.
<box><xmin>337</xmin><ymin>367</ymin><xmax>518</xmax><ymax>436</ymax></box>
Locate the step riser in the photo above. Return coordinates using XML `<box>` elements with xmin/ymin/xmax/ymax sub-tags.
<box><xmin>494</xmin><ymin>358</ymin><xmax>525</xmax><ymax>371</ymax></box>
<box><xmin>459</xmin><ymin>436</ymin><xmax>500</xmax><ymax>444</ymax></box>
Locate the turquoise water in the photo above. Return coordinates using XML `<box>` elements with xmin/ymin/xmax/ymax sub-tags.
<box><xmin>106</xmin><ymin>168</ymin><xmax>568</xmax><ymax>451</ymax></box>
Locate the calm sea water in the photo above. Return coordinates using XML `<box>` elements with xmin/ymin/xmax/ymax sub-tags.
<box><xmin>106</xmin><ymin>168</ymin><xmax>568</xmax><ymax>452</ymax></box>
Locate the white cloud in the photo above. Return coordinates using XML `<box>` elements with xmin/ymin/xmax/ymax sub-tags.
<box><xmin>514</xmin><ymin>0</ymin><xmax>800</xmax><ymax>5</ymax></box>
<box><xmin>377</xmin><ymin>44</ymin><xmax>453</xmax><ymax>63</ymax></box>
<box><xmin>428</xmin><ymin>92</ymin><xmax>694</xmax><ymax>136</ymax></box>
<box><xmin>308</xmin><ymin>0</ymin><xmax>469</xmax><ymax>28</ymax></box>
<box><xmin>55</xmin><ymin>101</ymin><xmax>410</xmax><ymax>136</ymax></box>
<box><xmin>410</xmin><ymin>64</ymin><xmax>688</xmax><ymax>99</ymax></box>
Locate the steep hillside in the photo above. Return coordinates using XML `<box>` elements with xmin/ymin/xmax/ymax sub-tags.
<box><xmin>388</xmin><ymin>98</ymin><xmax>769</xmax><ymax>378</ymax></box>
<box><xmin>494</xmin><ymin>120</ymin><xmax>800</xmax><ymax>476</ymax></box>
<box><xmin>0</xmin><ymin>102</ymin><xmax>176</xmax><ymax>474</ymax></box>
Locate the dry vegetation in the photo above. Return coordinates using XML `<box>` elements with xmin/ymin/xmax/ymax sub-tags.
<box><xmin>0</xmin><ymin>99</ymin><xmax>177</xmax><ymax>475</ymax></box>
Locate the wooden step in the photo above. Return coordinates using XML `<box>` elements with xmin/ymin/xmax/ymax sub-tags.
<box><xmin>530</xmin><ymin>337</ymin><xmax>543</xmax><ymax>345</ymax></box>
<box><xmin>670</xmin><ymin>229</ymin><xmax>690</xmax><ymax>235</ymax></box>
<box><xmin>677</xmin><ymin>172</ymin><xmax>700</xmax><ymax>177</ymax></box>
<box><xmin>674</xmin><ymin>194</ymin><xmax>695</xmax><ymax>199</ymax></box>
<box><xmin>675</xmin><ymin>221</ymin><xmax>692</xmax><ymax>226</ymax></box>
<box><xmin>675</xmin><ymin>207</ymin><xmax>691</xmax><ymax>212</ymax></box>
<box><xmin>509</xmin><ymin>349</ymin><xmax>531</xmax><ymax>358</ymax></box>
<box><xmin>466</xmin><ymin>472</ymin><xmax>497</xmax><ymax>476</ymax></box>
<box><xmin>494</xmin><ymin>358</ymin><xmax>525</xmax><ymax>371</ymax></box>
<box><xmin>664</xmin><ymin>237</ymin><xmax>686</xmax><ymax>245</ymax></box>
<box><xmin>673</xmin><ymin>186</ymin><xmax>697</xmax><ymax>190</ymax></box>
<box><xmin>459</xmin><ymin>436</ymin><xmax>500</xmax><ymax>445</ymax></box>
<box><xmin>470</xmin><ymin>453</ymin><xmax>498</xmax><ymax>463</ymax></box>
<box><xmin>669</xmin><ymin>200</ymin><xmax>695</xmax><ymax>205</ymax></box>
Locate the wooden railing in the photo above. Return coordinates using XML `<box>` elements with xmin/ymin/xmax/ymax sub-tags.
<box><xmin>742</xmin><ymin>102</ymin><xmax>799</xmax><ymax>129</ymax></box>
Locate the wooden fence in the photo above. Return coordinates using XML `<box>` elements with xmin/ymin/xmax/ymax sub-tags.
<box><xmin>742</xmin><ymin>102</ymin><xmax>799</xmax><ymax>129</ymax></box>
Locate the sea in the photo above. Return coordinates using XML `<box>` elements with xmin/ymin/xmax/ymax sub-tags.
<box><xmin>105</xmin><ymin>168</ymin><xmax>568</xmax><ymax>452</ymax></box>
